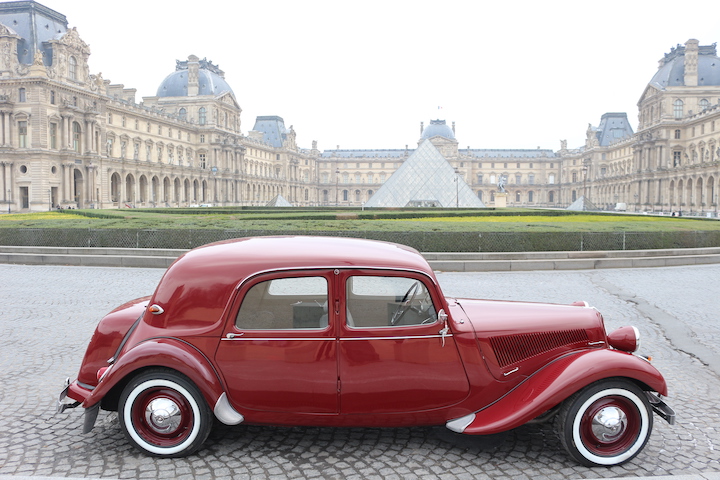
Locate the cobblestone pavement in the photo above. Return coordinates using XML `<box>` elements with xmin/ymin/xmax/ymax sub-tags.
<box><xmin>0</xmin><ymin>264</ymin><xmax>718</xmax><ymax>479</ymax></box>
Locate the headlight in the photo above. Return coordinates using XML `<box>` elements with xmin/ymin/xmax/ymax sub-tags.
<box><xmin>607</xmin><ymin>326</ymin><xmax>640</xmax><ymax>352</ymax></box>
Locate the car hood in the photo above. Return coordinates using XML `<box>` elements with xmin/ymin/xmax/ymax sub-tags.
<box><xmin>453</xmin><ymin>298</ymin><xmax>607</xmax><ymax>381</ymax></box>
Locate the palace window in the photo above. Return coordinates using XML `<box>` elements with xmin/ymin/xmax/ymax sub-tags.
<box><xmin>69</xmin><ymin>56</ymin><xmax>77</xmax><ymax>80</ymax></box>
<box><xmin>72</xmin><ymin>122</ymin><xmax>81</xmax><ymax>152</ymax></box>
<box><xmin>50</xmin><ymin>123</ymin><xmax>57</xmax><ymax>149</ymax></box>
<box><xmin>200</xmin><ymin>134</ymin><xmax>205</xmax><ymax>143</ymax></box>
<box><xmin>18</xmin><ymin>121</ymin><xmax>27</xmax><ymax>147</ymax></box>
<box><xmin>50</xmin><ymin>90</ymin><xmax>55</xmax><ymax>104</ymax></box>
<box><xmin>18</xmin><ymin>88</ymin><xmax>26</xmax><ymax>102</ymax></box>
<box><xmin>673</xmin><ymin>99</ymin><xmax>683</xmax><ymax>119</ymax></box>
<box><xmin>199</xmin><ymin>153</ymin><xmax>206</xmax><ymax>169</ymax></box>
<box><xmin>179</xmin><ymin>108</ymin><xmax>187</xmax><ymax>121</ymax></box>
<box><xmin>199</xmin><ymin>107</ymin><xmax>207</xmax><ymax>125</ymax></box>
<box><xmin>700</xmin><ymin>98</ymin><xmax>709</xmax><ymax>111</ymax></box>
<box><xmin>675</xmin><ymin>129</ymin><xmax>681</xmax><ymax>139</ymax></box>
<box><xmin>673</xmin><ymin>151</ymin><xmax>682</xmax><ymax>167</ymax></box>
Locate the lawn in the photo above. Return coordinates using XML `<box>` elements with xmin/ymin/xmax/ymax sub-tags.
<box><xmin>1</xmin><ymin>208</ymin><xmax>718</xmax><ymax>233</ymax></box>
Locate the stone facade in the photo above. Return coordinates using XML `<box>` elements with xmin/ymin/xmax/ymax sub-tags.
<box><xmin>0</xmin><ymin>1</ymin><xmax>718</xmax><ymax>213</ymax></box>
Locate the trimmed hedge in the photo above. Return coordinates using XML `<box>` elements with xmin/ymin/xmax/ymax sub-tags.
<box><xmin>1</xmin><ymin>228</ymin><xmax>719</xmax><ymax>252</ymax></box>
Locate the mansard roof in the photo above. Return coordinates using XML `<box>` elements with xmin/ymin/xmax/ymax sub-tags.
<box><xmin>594</xmin><ymin>113</ymin><xmax>634</xmax><ymax>146</ymax></box>
<box><xmin>650</xmin><ymin>41</ymin><xmax>720</xmax><ymax>88</ymax></box>
<box><xmin>157</xmin><ymin>58</ymin><xmax>234</xmax><ymax>97</ymax></box>
<box><xmin>0</xmin><ymin>0</ymin><xmax>68</xmax><ymax>65</ymax></box>
<box><xmin>252</xmin><ymin>116</ymin><xmax>290</xmax><ymax>148</ymax></box>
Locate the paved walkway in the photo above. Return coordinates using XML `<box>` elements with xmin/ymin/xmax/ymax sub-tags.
<box><xmin>0</xmin><ymin>264</ymin><xmax>718</xmax><ymax>479</ymax></box>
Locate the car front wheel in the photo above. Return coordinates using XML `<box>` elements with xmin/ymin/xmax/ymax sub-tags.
<box><xmin>556</xmin><ymin>379</ymin><xmax>653</xmax><ymax>467</ymax></box>
<box><xmin>118</xmin><ymin>370</ymin><xmax>212</xmax><ymax>457</ymax></box>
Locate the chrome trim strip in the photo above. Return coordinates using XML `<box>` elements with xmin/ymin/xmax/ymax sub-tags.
<box><xmin>221</xmin><ymin>334</ymin><xmax>452</xmax><ymax>341</ymax></box>
<box><xmin>588</xmin><ymin>341</ymin><xmax>605</xmax><ymax>346</ymax></box>
<box><xmin>341</xmin><ymin>334</ymin><xmax>451</xmax><ymax>341</ymax></box>
<box><xmin>221</xmin><ymin>337</ymin><xmax>333</xmax><ymax>341</ymax></box>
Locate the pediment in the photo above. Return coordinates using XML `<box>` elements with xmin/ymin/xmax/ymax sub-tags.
<box><xmin>217</xmin><ymin>91</ymin><xmax>240</xmax><ymax>109</ymax></box>
<box><xmin>638</xmin><ymin>84</ymin><xmax>662</xmax><ymax>105</ymax></box>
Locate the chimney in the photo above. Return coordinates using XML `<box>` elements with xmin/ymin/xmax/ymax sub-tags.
<box><xmin>452</xmin><ymin>121</ymin><xmax>456</xmax><ymax>134</ymax></box>
<box><xmin>420</xmin><ymin>121</ymin><xmax>424</xmax><ymax>135</ymax></box>
<box><xmin>187</xmin><ymin>55</ymin><xmax>200</xmax><ymax>96</ymax></box>
<box><xmin>684</xmin><ymin>39</ymin><xmax>699</xmax><ymax>87</ymax></box>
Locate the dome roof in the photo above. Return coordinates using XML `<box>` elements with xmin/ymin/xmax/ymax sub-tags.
<box><xmin>156</xmin><ymin>58</ymin><xmax>234</xmax><ymax>97</ymax></box>
<box><xmin>649</xmin><ymin>42</ymin><xmax>720</xmax><ymax>89</ymax></box>
<box><xmin>421</xmin><ymin>119</ymin><xmax>455</xmax><ymax>140</ymax></box>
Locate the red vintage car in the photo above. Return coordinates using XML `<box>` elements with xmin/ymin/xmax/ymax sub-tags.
<box><xmin>58</xmin><ymin>236</ymin><xmax>674</xmax><ymax>466</ymax></box>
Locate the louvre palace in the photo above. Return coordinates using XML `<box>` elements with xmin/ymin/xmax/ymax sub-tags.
<box><xmin>0</xmin><ymin>1</ymin><xmax>718</xmax><ymax>213</ymax></box>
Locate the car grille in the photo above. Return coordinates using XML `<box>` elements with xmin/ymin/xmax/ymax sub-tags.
<box><xmin>489</xmin><ymin>329</ymin><xmax>589</xmax><ymax>367</ymax></box>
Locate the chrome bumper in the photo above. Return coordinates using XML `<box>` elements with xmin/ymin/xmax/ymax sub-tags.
<box><xmin>56</xmin><ymin>377</ymin><xmax>79</xmax><ymax>414</ymax></box>
<box><xmin>646</xmin><ymin>391</ymin><xmax>676</xmax><ymax>425</ymax></box>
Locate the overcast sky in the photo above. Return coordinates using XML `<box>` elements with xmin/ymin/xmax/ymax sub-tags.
<box><xmin>41</xmin><ymin>0</ymin><xmax>720</xmax><ymax>152</ymax></box>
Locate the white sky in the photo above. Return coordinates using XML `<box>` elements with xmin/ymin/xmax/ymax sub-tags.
<box><xmin>41</xmin><ymin>0</ymin><xmax>720</xmax><ymax>152</ymax></box>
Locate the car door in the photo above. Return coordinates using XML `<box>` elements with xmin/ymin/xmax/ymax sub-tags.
<box><xmin>215</xmin><ymin>271</ymin><xmax>338</xmax><ymax>414</ymax></box>
<box><xmin>338</xmin><ymin>270</ymin><xmax>470</xmax><ymax>414</ymax></box>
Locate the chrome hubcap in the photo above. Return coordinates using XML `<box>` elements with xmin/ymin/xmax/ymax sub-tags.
<box><xmin>591</xmin><ymin>406</ymin><xmax>627</xmax><ymax>442</ymax></box>
<box><xmin>145</xmin><ymin>398</ymin><xmax>182</xmax><ymax>434</ymax></box>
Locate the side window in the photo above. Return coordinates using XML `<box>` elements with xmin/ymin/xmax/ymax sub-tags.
<box><xmin>346</xmin><ymin>276</ymin><xmax>437</xmax><ymax>328</ymax></box>
<box><xmin>236</xmin><ymin>276</ymin><xmax>328</xmax><ymax>330</ymax></box>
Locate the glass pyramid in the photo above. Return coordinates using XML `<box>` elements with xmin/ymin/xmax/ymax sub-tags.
<box><xmin>364</xmin><ymin>140</ymin><xmax>485</xmax><ymax>208</ymax></box>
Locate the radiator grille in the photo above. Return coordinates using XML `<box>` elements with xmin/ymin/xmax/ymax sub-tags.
<box><xmin>489</xmin><ymin>329</ymin><xmax>589</xmax><ymax>367</ymax></box>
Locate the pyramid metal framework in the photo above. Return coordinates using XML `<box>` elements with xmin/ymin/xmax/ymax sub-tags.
<box><xmin>266</xmin><ymin>194</ymin><xmax>293</xmax><ymax>207</ymax></box>
<box><xmin>364</xmin><ymin>140</ymin><xmax>486</xmax><ymax>208</ymax></box>
<box><xmin>566</xmin><ymin>196</ymin><xmax>599</xmax><ymax>211</ymax></box>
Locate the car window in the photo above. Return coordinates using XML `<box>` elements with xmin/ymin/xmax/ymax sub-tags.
<box><xmin>346</xmin><ymin>276</ymin><xmax>437</xmax><ymax>328</ymax></box>
<box><xmin>236</xmin><ymin>276</ymin><xmax>328</xmax><ymax>330</ymax></box>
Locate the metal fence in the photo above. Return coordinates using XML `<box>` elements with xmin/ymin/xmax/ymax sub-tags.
<box><xmin>1</xmin><ymin>228</ymin><xmax>719</xmax><ymax>252</ymax></box>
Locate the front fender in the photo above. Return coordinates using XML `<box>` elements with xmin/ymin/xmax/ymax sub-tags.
<box><xmin>448</xmin><ymin>348</ymin><xmax>668</xmax><ymax>435</ymax></box>
<box><xmin>82</xmin><ymin>337</ymin><xmax>225</xmax><ymax>413</ymax></box>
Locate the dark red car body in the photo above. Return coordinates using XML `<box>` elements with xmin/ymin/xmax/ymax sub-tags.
<box><xmin>59</xmin><ymin>236</ymin><xmax>674</xmax><ymax>465</ymax></box>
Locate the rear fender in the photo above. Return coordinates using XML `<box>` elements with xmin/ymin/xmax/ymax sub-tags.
<box><xmin>82</xmin><ymin>338</ymin><xmax>225</xmax><ymax>413</ymax></box>
<box><xmin>447</xmin><ymin>349</ymin><xmax>668</xmax><ymax>435</ymax></box>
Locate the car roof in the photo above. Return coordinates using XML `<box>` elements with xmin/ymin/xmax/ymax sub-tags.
<box><xmin>185</xmin><ymin>235</ymin><xmax>431</xmax><ymax>274</ymax></box>
<box><xmin>148</xmin><ymin>237</ymin><xmax>437</xmax><ymax>330</ymax></box>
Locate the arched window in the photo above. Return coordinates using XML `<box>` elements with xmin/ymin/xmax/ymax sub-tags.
<box><xmin>355</xmin><ymin>190</ymin><xmax>361</xmax><ymax>202</ymax></box>
<box><xmin>515</xmin><ymin>192</ymin><xmax>521</xmax><ymax>202</ymax></box>
<box><xmin>673</xmin><ymin>99</ymin><xmax>684</xmax><ymax>119</ymax></box>
<box><xmin>72</xmin><ymin>122</ymin><xmax>81</xmax><ymax>152</ymax></box>
<box><xmin>199</xmin><ymin>107</ymin><xmax>207</xmax><ymax>125</ymax></box>
<box><xmin>68</xmin><ymin>56</ymin><xmax>77</xmax><ymax>80</ymax></box>
<box><xmin>179</xmin><ymin>108</ymin><xmax>187</xmax><ymax>121</ymax></box>
<box><xmin>700</xmin><ymin>98</ymin><xmax>710</xmax><ymax>111</ymax></box>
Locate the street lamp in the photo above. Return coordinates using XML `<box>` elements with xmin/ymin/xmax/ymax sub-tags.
<box><xmin>335</xmin><ymin>167</ymin><xmax>340</xmax><ymax>206</ymax></box>
<box><xmin>454</xmin><ymin>168</ymin><xmax>460</xmax><ymax>208</ymax></box>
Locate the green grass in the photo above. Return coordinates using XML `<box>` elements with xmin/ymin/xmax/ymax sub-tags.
<box><xmin>1</xmin><ymin>208</ymin><xmax>718</xmax><ymax>233</ymax></box>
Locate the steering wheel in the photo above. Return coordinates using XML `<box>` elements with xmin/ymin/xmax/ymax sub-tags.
<box><xmin>390</xmin><ymin>282</ymin><xmax>419</xmax><ymax>325</ymax></box>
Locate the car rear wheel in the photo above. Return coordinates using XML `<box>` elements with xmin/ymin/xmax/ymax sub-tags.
<box><xmin>555</xmin><ymin>379</ymin><xmax>653</xmax><ymax>466</ymax></box>
<box><xmin>118</xmin><ymin>370</ymin><xmax>212</xmax><ymax>457</ymax></box>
